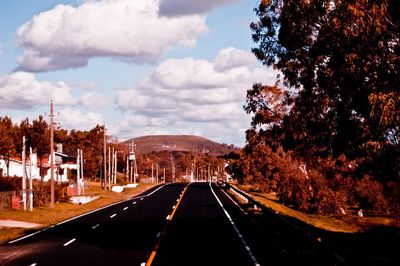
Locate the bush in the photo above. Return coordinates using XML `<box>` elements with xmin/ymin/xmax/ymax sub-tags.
<box><xmin>0</xmin><ymin>176</ymin><xmax>21</xmax><ymax>191</ymax></box>
<box><xmin>354</xmin><ymin>175</ymin><xmax>388</xmax><ymax>213</ymax></box>
<box><xmin>33</xmin><ymin>181</ymin><xmax>69</xmax><ymax>207</ymax></box>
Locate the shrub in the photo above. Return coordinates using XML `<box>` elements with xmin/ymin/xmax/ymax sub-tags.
<box><xmin>354</xmin><ymin>175</ymin><xmax>388</xmax><ymax>213</ymax></box>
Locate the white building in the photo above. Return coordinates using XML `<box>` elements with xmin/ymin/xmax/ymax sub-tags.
<box><xmin>0</xmin><ymin>151</ymin><xmax>76</xmax><ymax>183</ymax></box>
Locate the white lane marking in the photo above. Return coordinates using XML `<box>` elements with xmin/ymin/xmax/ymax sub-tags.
<box><xmin>209</xmin><ymin>182</ymin><xmax>260</xmax><ymax>266</ymax></box>
<box><xmin>92</xmin><ymin>224</ymin><xmax>100</xmax><ymax>229</ymax></box>
<box><xmin>9</xmin><ymin>184</ymin><xmax>170</xmax><ymax>244</ymax></box>
<box><xmin>140</xmin><ymin>263</ymin><xmax>146</xmax><ymax>266</ymax></box>
<box><xmin>172</xmin><ymin>205</ymin><xmax>176</xmax><ymax>209</ymax></box>
<box><xmin>8</xmin><ymin>227</ymin><xmax>48</xmax><ymax>244</ymax></box>
<box><xmin>176</xmin><ymin>199</ymin><xmax>179</xmax><ymax>202</ymax></box>
<box><xmin>145</xmin><ymin>183</ymin><xmax>168</xmax><ymax>197</ymax></box>
<box><xmin>166</xmin><ymin>215</ymin><xmax>171</xmax><ymax>220</ymax></box>
<box><xmin>156</xmin><ymin>231</ymin><xmax>161</xmax><ymax>238</ymax></box>
<box><xmin>140</xmin><ymin>198</ymin><xmax>144</xmax><ymax>201</ymax></box>
<box><xmin>132</xmin><ymin>201</ymin><xmax>137</xmax><ymax>205</ymax></box>
<box><xmin>63</xmin><ymin>238</ymin><xmax>76</xmax><ymax>247</ymax></box>
<box><xmin>110</xmin><ymin>214</ymin><xmax>117</xmax><ymax>218</ymax></box>
<box><xmin>123</xmin><ymin>207</ymin><xmax>128</xmax><ymax>211</ymax></box>
<box><xmin>30</xmin><ymin>263</ymin><xmax>37</xmax><ymax>266</ymax></box>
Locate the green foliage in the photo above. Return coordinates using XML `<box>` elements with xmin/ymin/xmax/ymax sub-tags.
<box><xmin>231</xmin><ymin>0</ymin><xmax>400</xmax><ymax>215</ymax></box>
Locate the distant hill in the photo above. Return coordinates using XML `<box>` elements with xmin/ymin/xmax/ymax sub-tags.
<box><xmin>122</xmin><ymin>135</ymin><xmax>236</xmax><ymax>156</ymax></box>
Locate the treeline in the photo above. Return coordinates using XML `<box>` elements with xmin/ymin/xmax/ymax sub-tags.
<box><xmin>0</xmin><ymin>115</ymin><xmax>110</xmax><ymax>180</ymax></box>
<box><xmin>227</xmin><ymin>1</ymin><xmax>400</xmax><ymax>215</ymax></box>
<box><xmin>138</xmin><ymin>150</ymin><xmax>226</xmax><ymax>182</ymax></box>
<box><xmin>0</xmin><ymin>116</ymin><xmax>225</xmax><ymax>183</ymax></box>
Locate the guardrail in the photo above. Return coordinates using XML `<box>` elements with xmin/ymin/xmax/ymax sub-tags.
<box><xmin>220</xmin><ymin>181</ymin><xmax>266</xmax><ymax>213</ymax></box>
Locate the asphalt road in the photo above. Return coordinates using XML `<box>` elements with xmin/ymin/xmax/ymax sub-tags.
<box><xmin>3</xmin><ymin>182</ymin><xmax>392</xmax><ymax>266</ymax></box>
<box><xmin>1</xmin><ymin>183</ymin><xmax>185</xmax><ymax>266</ymax></box>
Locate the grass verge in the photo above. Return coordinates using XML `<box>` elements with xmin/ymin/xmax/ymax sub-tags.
<box><xmin>0</xmin><ymin>182</ymin><xmax>159</xmax><ymax>244</ymax></box>
<box><xmin>230</xmin><ymin>184</ymin><xmax>397</xmax><ymax>233</ymax></box>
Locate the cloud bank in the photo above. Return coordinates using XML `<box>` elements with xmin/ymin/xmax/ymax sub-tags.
<box><xmin>114</xmin><ymin>47</ymin><xmax>277</xmax><ymax>144</ymax></box>
<box><xmin>15</xmin><ymin>0</ymin><xmax>207</xmax><ymax>72</ymax></box>
<box><xmin>0</xmin><ymin>71</ymin><xmax>76</xmax><ymax>109</ymax></box>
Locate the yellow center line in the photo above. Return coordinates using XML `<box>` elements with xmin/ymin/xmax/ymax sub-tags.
<box><xmin>145</xmin><ymin>184</ymin><xmax>189</xmax><ymax>266</ymax></box>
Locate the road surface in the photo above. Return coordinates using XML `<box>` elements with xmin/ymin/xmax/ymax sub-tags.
<box><xmin>0</xmin><ymin>182</ymin><xmax>364</xmax><ymax>266</ymax></box>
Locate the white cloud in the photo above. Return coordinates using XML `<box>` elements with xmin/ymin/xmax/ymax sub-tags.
<box><xmin>58</xmin><ymin>107</ymin><xmax>103</xmax><ymax>130</ymax></box>
<box><xmin>114</xmin><ymin>48</ymin><xmax>278</xmax><ymax>145</ymax></box>
<box><xmin>213</xmin><ymin>47</ymin><xmax>257</xmax><ymax>72</ymax></box>
<box><xmin>15</xmin><ymin>0</ymin><xmax>207</xmax><ymax>72</ymax></box>
<box><xmin>80</xmin><ymin>92</ymin><xmax>109</xmax><ymax>110</ymax></box>
<box><xmin>0</xmin><ymin>71</ymin><xmax>77</xmax><ymax>109</ymax></box>
<box><xmin>159</xmin><ymin>0</ymin><xmax>237</xmax><ymax>16</ymax></box>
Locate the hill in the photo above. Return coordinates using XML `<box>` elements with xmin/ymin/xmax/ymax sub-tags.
<box><xmin>122</xmin><ymin>135</ymin><xmax>236</xmax><ymax>156</ymax></box>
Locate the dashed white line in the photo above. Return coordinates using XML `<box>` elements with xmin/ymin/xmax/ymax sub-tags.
<box><xmin>91</xmin><ymin>224</ymin><xmax>100</xmax><ymax>229</ymax></box>
<box><xmin>140</xmin><ymin>263</ymin><xmax>146</xmax><ymax>266</ymax></box>
<box><xmin>123</xmin><ymin>207</ymin><xmax>128</xmax><ymax>211</ymax></box>
<box><xmin>63</xmin><ymin>238</ymin><xmax>76</xmax><ymax>247</ymax></box>
<box><xmin>30</xmin><ymin>263</ymin><xmax>37</xmax><ymax>266</ymax></box>
<box><xmin>140</xmin><ymin>198</ymin><xmax>144</xmax><ymax>201</ymax></box>
<box><xmin>176</xmin><ymin>199</ymin><xmax>179</xmax><ymax>202</ymax></box>
<box><xmin>209</xmin><ymin>182</ymin><xmax>260</xmax><ymax>266</ymax></box>
<box><xmin>8</xmin><ymin>184</ymin><xmax>170</xmax><ymax>244</ymax></box>
<box><xmin>172</xmin><ymin>205</ymin><xmax>176</xmax><ymax>209</ymax></box>
<box><xmin>110</xmin><ymin>214</ymin><xmax>117</xmax><ymax>218</ymax></box>
<box><xmin>156</xmin><ymin>231</ymin><xmax>161</xmax><ymax>238</ymax></box>
<box><xmin>166</xmin><ymin>215</ymin><xmax>171</xmax><ymax>220</ymax></box>
<box><xmin>132</xmin><ymin>201</ymin><xmax>137</xmax><ymax>205</ymax></box>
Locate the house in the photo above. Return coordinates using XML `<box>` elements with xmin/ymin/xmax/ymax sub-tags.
<box><xmin>0</xmin><ymin>144</ymin><xmax>77</xmax><ymax>183</ymax></box>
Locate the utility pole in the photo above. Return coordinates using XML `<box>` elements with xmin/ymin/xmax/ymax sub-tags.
<box><xmin>22</xmin><ymin>136</ymin><xmax>26</xmax><ymax>211</ymax></box>
<box><xmin>156</xmin><ymin>163</ymin><xmax>159</xmax><ymax>183</ymax></box>
<box><xmin>129</xmin><ymin>140</ymin><xmax>137</xmax><ymax>183</ymax></box>
<box><xmin>134</xmin><ymin>158</ymin><xmax>137</xmax><ymax>183</ymax></box>
<box><xmin>126</xmin><ymin>155</ymin><xmax>129</xmax><ymax>182</ymax></box>
<box><xmin>208</xmin><ymin>163</ymin><xmax>211</xmax><ymax>182</ymax></box>
<box><xmin>170</xmin><ymin>154</ymin><xmax>175</xmax><ymax>182</ymax></box>
<box><xmin>50</xmin><ymin>101</ymin><xmax>55</xmax><ymax>208</ymax></box>
<box><xmin>29</xmin><ymin>147</ymin><xmax>33</xmax><ymax>211</ymax></box>
<box><xmin>108</xmin><ymin>146</ymin><xmax>111</xmax><ymax>189</ymax></box>
<box><xmin>103</xmin><ymin>124</ymin><xmax>107</xmax><ymax>189</ymax></box>
<box><xmin>151</xmin><ymin>162</ymin><xmax>154</xmax><ymax>183</ymax></box>
<box><xmin>111</xmin><ymin>147</ymin><xmax>115</xmax><ymax>184</ymax></box>
<box><xmin>77</xmin><ymin>149</ymin><xmax>81</xmax><ymax>195</ymax></box>
<box><xmin>114</xmin><ymin>150</ymin><xmax>117</xmax><ymax>184</ymax></box>
<box><xmin>80</xmin><ymin>149</ymin><xmax>84</xmax><ymax>195</ymax></box>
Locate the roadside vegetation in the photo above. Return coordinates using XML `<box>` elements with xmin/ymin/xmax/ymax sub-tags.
<box><xmin>227</xmin><ymin>184</ymin><xmax>396</xmax><ymax>233</ymax></box>
<box><xmin>227</xmin><ymin>0</ymin><xmax>400</xmax><ymax>219</ymax></box>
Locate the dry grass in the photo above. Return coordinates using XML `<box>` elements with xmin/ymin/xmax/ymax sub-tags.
<box><xmin>233</xmin><ymin>185</ymin><xmax>397</xmax><ymax>233</ymax></box>
<box><xmin>0</xmin><ymin>182</ymin><xmax>158</xmax><ymax>244</ymax></box>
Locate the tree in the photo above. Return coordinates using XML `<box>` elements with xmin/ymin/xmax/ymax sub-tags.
<box><xmin>251</xmin><ymin>0</ymin><xmax>399</xmax><ymax>179</ymax></box>
<box><xmin>228</xmin><ymin>0</ymin><xmax>400</xmax><ymax>214</ymax></box>
<box><xmin>0</xmin><ymin>117</ymin><xmax>17</xmax><ymax>177</ymax></box>
<box><xmin>31</xmin><ymin>115</ymin><xmax>50</xmax><ymax>180</ymax></box>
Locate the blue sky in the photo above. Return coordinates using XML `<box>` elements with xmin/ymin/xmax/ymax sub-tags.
<box><xmin>0</xmin><ymin>0</ymin><xmax>276</xmax><ymax>146</ymax></box>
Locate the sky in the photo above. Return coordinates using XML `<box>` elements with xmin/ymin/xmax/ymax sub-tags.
<box><xmin>0</xmin><ymin>0</ymin><xmax>277</xmax><ymax>147</ymax></box>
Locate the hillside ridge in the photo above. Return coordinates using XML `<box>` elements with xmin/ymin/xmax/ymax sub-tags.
<box><xmin>122</xmin><ymin>135</ymin><xmax>235</xmax><ymax>155</ymax></box>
